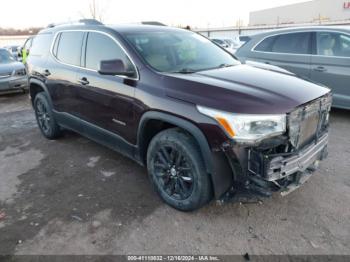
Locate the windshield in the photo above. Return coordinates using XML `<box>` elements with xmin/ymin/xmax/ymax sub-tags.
<box><xmin>124</xmin><ymin>30</ymin><xmax>239</xmax><ymax>73</ymax></box>
<box><xmin>0</xmin><ymin>49</ymin><xmax>15</xmax><ymax>63</ymax></box>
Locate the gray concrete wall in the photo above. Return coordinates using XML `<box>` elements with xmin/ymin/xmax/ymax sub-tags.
<box><xmin>249</xmin><ymin>0</ymin><xmax>350</xmax><ymax>26</ymax></box>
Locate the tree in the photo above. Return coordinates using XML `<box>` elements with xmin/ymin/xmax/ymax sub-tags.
<box><xmin>79</xmin><ymin>0</ymin><xmax>109</xmax><ymax>22</ymax></box>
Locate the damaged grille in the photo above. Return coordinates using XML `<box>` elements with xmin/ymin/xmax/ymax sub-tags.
<box><xmin>248</xmin><ymin>92</ymin><xmax>332</xmax><ymax>182</ymax></box>
<box><xmin>288</xmin><ymin>92</ymin><xmax>332</xmax><ymax>149</ymax></box>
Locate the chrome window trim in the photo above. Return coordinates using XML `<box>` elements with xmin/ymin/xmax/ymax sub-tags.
<box><xmin>50</xmin><ymin>29</ymin><xmax>139</xmax><ymax>81</ymax></box>
<box><xmin>251</xmin><ymin>29</ymin><xmax>350</xmax><ymax>59</ymax></box>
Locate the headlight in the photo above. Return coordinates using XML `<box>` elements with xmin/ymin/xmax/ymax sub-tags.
<box><xmin>13</xmin><ymin>69</ymin><xmax>26</xmax><ymax>76</ymax></box>
<box><xmin>197</xmin><ymin>105</ymin><xmax>286</xmax><ymax>143</ymax></box>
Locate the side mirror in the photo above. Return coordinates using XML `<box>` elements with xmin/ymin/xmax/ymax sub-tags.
<box><xmin>98</xmin><ymin>59</ymin><xmax>135</xmax><ymax>77</ymax></box>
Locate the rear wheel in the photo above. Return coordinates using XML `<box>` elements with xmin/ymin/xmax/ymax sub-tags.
<box><xmin>34</xmin><ymin>92</ymin><xmax>62</xmax><ymax>139</ymax></box>
<box><xmin>147</xmin><ymin>128</ymin><xmax>212</xmax><ymax>211</ymax></box>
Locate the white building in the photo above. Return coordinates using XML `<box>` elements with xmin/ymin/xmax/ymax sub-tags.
<box><xmin>249</xmin><ymin>0</ymin><xmax>350</xmax><ymax>26</ymax></box>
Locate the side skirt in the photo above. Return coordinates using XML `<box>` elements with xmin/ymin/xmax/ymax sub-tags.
<box><xmin>53</xmin><ymin>110</ymin><xmax>142</xmax><ymax>165</ymax></box>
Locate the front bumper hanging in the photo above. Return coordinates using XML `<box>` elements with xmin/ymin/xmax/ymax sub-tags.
<box><xmin>245</xmin><ymin>133</ymin><xmax>328</xmax><ymax>197</ymax></box>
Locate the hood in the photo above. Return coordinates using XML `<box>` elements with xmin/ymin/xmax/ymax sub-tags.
<box><xmin>0</xmin><ymin>61</ymin><xmax>25</xmax><ymax>74</ymax></box>
<box><xmin>163</xmin><ymin>64</ymin><xmax>330</xmax><ymax>114</ymax></box>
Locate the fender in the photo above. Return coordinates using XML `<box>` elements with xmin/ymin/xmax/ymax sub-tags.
<box><xmin>29</xmin><ymin>78</ymin><xmax>54</xmax><ymax>109</ymax></box>
<box><xmin>137</xmin><ymin>111</ymin><xmax>233</xmax><ymax>199</ymax></box>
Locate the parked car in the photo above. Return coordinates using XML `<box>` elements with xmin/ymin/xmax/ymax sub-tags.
<box><xmin>236</xmin><ymin>35</ymin><xmax>251</xmax><ymax>46</ymax></box>
<box><xmin>235</xmin><ymin>26</ymin><xmax>350</xmax><ymax>109</ymax></box>
<box><xmin>27</xmin><ymin>20</ymin><xmax>331</xmax><ymax>211</ymax></box>
<box><xmin>210</xmin><ymin>38</ymin><xmax>236</xmax><ymax>54</ymax></box>
<box><xmin>18</xmin><ymin>36</ymin><xmax>34</xmax><ymax>63</ymax></box>
<box><xmin>4</xmin><ymin>45</ymin><xmax>20</xmax><ymax>60</ymax></box>
<box><xmin>0</xmin><ymin>48</ymin><xmax>28</xmax><ymax>93</ymax></box>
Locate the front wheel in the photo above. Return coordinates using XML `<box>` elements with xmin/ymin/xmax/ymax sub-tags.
<box><xmin>147</xmin><ymin>128</ymin><xmax>212</xmax><ymax>211</ymax></box>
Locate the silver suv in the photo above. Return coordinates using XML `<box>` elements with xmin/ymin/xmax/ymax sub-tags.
<box><xmin>235</xmin><ymin>26</ymin><xmax>350</xmax><ymax>110</ymax></box>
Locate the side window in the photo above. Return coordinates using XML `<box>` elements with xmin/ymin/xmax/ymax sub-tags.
<box><xmin>271</xmin><ymin>33</ymin><xmax>311</xmax><ymax>54</ymax></box>
<box><xmin>56</xmin><ymin>31</ymin><xmax>84</xmax><ymax>66</ymax></box>
<box><xmin>52</xmin><ymin>33</ymin><xmax>61</xmax><ymax>57</ymax></box>
<box><xmin>254</xmin><ymin>35</ymin><xmax>277</xmax><ymax>52</ymax></box>
<box><xmin>85</xmin><ymin>32</ymin><xmax>135</xmax><ymax>74</ymax></box>
<box><xmin>316</xmin><ymin>32</ymin><xmax>350</xmax><ymax>57</ymax></box>
<box><xmin>24</xmin><ymin>38</ymin><xmax>33</xmax><ymax>50</ymax></box>
<box><xmin>30</xmin><ymin>34</ymin><xmax>53</xmax><ymax>56</ymax></box>
<box><xmin>255</xmin><ymin>33</ymin><xmax>311</xmax><ymax>54</ymax></box>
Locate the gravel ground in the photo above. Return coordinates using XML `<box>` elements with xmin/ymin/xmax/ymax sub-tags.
<box><xmin>0</xmin><ymin>93</ymin><xmax>349</xmax><ymax>256</ymax></box>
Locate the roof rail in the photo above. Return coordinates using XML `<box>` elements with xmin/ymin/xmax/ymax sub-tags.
<box><xmin>47</xmin><ymin>19</ymin><xmax>103</xmax><ymax>28</ymax></box>
<box><xmin>141</xmin><ymin>21</ymin><xmax>167</xmax><ymax>26</ymax></box>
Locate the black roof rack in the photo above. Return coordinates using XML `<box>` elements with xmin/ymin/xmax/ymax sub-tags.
<box><xmin>141</xmin><ymin>21</ymin><xmax>167</xmax><ymax>26</ymax></box>
<box><xmin>47</xmin><ymin>19</ymin><xmax>103</xmax><ymax>28</ymax></box>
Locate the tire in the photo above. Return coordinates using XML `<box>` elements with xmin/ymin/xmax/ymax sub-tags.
<box><xmin>34</xmin><ymin>92</ymin><xmax>62</xmax><ymax>139</ymax></box>
<box><xmin>147</xmin><ymin>128</ymin><xmax>212</xmax><ymax>211</ymax></box>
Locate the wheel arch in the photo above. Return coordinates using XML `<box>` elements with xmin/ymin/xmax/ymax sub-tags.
<box><xmin>29</xmin><ymin>79</ymin><xmax>53</xmax><ymax>108</ymax></box>
<box><xmin>137</xmin><ymin>111</ymin><xmax>234</xmax><ymax>199</ymax></box>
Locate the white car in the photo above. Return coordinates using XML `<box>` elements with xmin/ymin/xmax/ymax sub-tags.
<box><xmin>210</xmin><ymin>38</ymin><xmax>237</xmax><ymax>54</ymax></box>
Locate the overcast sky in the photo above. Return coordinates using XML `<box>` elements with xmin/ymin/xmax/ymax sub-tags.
<box><xmin>0</xmin><ymin>0</ymin><xmax>308</xmax><ymax>29</ymax></box>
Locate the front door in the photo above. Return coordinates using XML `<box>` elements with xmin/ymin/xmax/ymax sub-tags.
<box><xmin>76</xmin><ymin>31</ymin><xmax>139</xmax><ymax>144</ymax></box>
<box><xmin>310</xmin><ymin>31</ymin><xmax>350</xmax><ymax>109</ymax></box>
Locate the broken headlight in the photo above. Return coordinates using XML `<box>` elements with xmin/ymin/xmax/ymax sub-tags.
<box><xmin>197</xmin><ymin>105</ymin><xmax>286</xmax><ymax>143</ymax></box>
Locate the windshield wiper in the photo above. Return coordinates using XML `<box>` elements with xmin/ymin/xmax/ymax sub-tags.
<box><xmin>218</xmin><ymin>63</ymin><xmax>236</xmax><ymax>68</ymax></box>
<box><xmin>171</xmin><ymin>68</ymin><xmax>197</xmax><ymax>74</ymax></box>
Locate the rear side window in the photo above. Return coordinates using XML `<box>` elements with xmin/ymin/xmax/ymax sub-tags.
<box><xmin>85</xmin><ymin>32</ymin><xmax>134</xmax><ymax>72</ymax></box>
<box><xmin>55</xmin><ymin>31</ymin><xmax>84</xmax><ymax>66</ymax></box>
<box><xmin>316</xmin><ymin>32</ymin><xmax>350</xmax><ymax>57</ymax></box>
<box><xmin>255</xmin><ymin>32</ymin><xmax>311</xmax><ymax>54</ymax></box>
<box><xmin>254</xmin><ymin>35</ymin><xmax>277</xmax><ymax>52</ymax></box>
<box><xmin>30</xmin><ymin>34</ymin><xmax>52</xmax><ymax>56</ymax></box>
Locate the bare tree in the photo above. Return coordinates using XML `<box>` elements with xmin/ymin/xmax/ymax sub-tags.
<box><xmin>88</xmin><ymin>0</ymin><xmax>108</xmax><ymax>22</ymax></box>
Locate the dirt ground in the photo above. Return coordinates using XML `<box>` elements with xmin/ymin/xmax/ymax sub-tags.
<box><xmin>0</xmin><ymin>93</ymin><xmax>349</xmax><ymax>256</ymax></box>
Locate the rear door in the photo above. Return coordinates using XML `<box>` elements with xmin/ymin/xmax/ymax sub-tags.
<box><xmin>46</xmin><ymin>31</ymin><xmax>85</xmax><ymax>117</ymax></box>
<box><xmin>250</xmin><ymin>32</ymin><xmax>312</xmax><ymax>78</ymax></box>
<box><xmin>310</xmin><ymin>31</ymin><xmax>350</xmax><ymax>109</ymax></box>
<box><xmin>75</xmin><ymin>31</ymin><xmax>138</xmax><ymax>143</ymax></box>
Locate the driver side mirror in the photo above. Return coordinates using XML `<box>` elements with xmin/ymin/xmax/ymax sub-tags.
<box><xmin>98</xmin><ymin>59</ymin><xmax>135</xmax><ymax>77</ymax></box>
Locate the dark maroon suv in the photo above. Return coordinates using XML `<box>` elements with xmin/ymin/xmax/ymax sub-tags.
<box><xmin>27</xmin><ymin>20</ymin><xmax>332</xmax><ymax>211</ymax></box>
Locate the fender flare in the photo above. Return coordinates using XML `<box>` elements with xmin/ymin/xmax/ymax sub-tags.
<box><xmin>137</xmin><ymin>111</ymin><xmax>233</xmax><ymax>199</ymax></box>
<box><xmin>29</xmin><ymin>78</ymin><xmax>54</xmax><ymax>108</ymax></box>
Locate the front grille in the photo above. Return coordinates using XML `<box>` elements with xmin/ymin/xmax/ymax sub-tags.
<box><xmin>288</xmin><ymin>93</ymin><xmax>332</xmax><ymax>149</ymax></box>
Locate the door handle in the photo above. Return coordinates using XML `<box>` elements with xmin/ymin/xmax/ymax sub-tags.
<box><xmin>313</xmin><ymin>66</ymin><xmax>327</xmax><ymax>72</ymax></box>
<box><xmin>78</xmin><ymin>77</ymin><xmax>89</xmax><ymax>85</ymax></box>
<box><xmin>43</xmin><ymin>69</ymin><xmax>51</xmax><ymax>77</ymax></box>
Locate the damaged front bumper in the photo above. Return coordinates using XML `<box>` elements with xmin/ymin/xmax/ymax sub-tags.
<box><xmin>247</xmin><ymin>133</ymin><xmax>328</xmax><ymax>197</ymax></box>
<box><xmin>220</xmin><ymin>93</ymin><xmax>331</xmax><ymax>201</ymax></box>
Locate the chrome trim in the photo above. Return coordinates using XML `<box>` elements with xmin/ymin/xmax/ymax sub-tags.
<box><xmin>49</xmin><ymin>29</ymin><xmax>139</xmax><ymax>81</ymax></box>
<box><xmin>251</xmin><ymin>29</ymin><xmax>350</xmax><ymax>58</ymax></box>
<box><xmin>112</xmin><ymin>118</ymin><xmax>126</xmax><ymax>126</ymax></box>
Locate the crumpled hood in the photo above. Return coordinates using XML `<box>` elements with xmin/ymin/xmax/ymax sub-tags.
<box><xmin>0</xmin><ymin>61</ymin><xmax>25</xmax><ymax>74</ymax></box>
<box><xmin>163</xmin><ymin>64</ymin><xmax>330</xmax><ymax>114</ymax></box>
